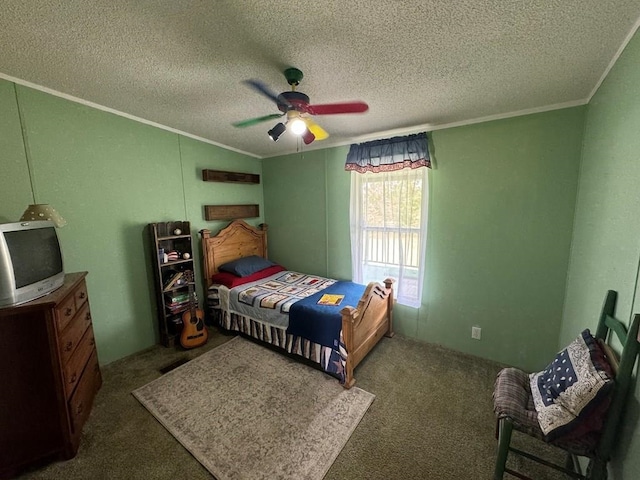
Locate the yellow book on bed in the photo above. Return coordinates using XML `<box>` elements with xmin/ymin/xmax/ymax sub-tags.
<box><xmin>317</xmin><ymin>294</ymin><xmax>344</xmax><ymax>306</ymax></box>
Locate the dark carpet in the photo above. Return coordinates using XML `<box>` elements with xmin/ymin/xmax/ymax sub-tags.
<box><xmin>17</xmin><ymin>329</ymin><xmax>571</xmax><ymax>479</ymax></box>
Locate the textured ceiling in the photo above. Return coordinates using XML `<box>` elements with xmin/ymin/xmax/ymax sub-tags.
<box><xmin>1</xmin><ymin>1</ymin><xmax>639</xmax><ymax>158</ymax></box>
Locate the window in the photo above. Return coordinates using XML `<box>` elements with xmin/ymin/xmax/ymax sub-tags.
<box><xmin>350</xmin><ymin>167</ymin><xmax>428</xmax><ymax>307</ymax></box>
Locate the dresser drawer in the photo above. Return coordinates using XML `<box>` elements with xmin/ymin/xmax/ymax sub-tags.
<box><xmin>58</xmin><ymin>302</ymin><xmax>92</xmax><ymax>366</ymax></box>
<box><xmin>74</xmin><ymin>282</ymin><xmax>88</xmax><ymax>309</ymax></box>
<box><xmin>63</xmin><ymin>326</ymin><xmax>96</xmax><ymax>398</ymax></box>
<box><xmin>55</xmin><ymin>294</ymin><xmax>77</xmax><ymax>332</ymax></box>
<box><xmin>68</xmin><ymin>349</ymin><xmax>101</xmax><ymax>434</ymax></box>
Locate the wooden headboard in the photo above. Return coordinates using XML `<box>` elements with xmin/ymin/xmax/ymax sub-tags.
<box><xmin>199</xmin><ymin>220</ymin><xmax>268</xmax><ymax>289</ymax></box>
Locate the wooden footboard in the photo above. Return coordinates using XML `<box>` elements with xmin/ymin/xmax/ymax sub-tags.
<box><xmin>340</xmin><ymin>278</ymin><xmax>394</xmax><ymax>388</ymax></box>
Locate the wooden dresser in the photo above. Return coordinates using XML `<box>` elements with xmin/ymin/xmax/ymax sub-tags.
<box><xmin>0</xmin><ymin>272</ymin><xmax>102</xmax><ymax>479</ymax></box>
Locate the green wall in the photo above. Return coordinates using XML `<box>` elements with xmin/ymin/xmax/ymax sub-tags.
<box><xmin>426</xmin><ymin>110</ymin><xmax>585</xmax><ymax>369</ymax></box>
<box><xmin>263</xmin><ymin>107</ymin><xmax>585</xmax><ymax>371</ymax></box>
<box><xmin>262</xmin><ymin>149</ymin><xmax>330</xmax><ymax>274</ymax></box>
<box><xmin>560</xmin><ymin>31</ymin><xmax>640</xmax><ymax>479</ymax></box>
<box><xmin>0</xmin><ymin>82</ymin><xmax>32</xmax><ymax>218</ymax></box>
<box><xmin>0</xmin><ymin>80</ymin><xmax>262</xmax><ymax>364</ymax></box>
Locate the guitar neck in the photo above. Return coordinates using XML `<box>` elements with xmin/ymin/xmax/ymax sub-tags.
<box><xmin>186</xmin><ymin>271</ymin><xmax>197</xmax><ymax>317</ymax></box>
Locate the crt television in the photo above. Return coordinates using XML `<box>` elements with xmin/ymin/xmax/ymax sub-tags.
<box><xmin>0</xmin><ymin>220</ymin><xmax>65</xmax><ymax>307</ymax></box>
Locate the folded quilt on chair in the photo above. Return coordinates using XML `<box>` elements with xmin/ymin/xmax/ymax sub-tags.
<box><xmin>529</xmin><ymin>329</ymin><xmax>614</xmax><ymax>440</ymax></box>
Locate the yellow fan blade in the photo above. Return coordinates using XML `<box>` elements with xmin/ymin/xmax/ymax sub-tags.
<box><xmin>303</xmin><ymin>118</ymin><xmax>329</xmax><ymax>140</ymax></box>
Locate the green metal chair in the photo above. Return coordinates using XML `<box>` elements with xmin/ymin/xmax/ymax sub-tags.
<box><xmin>493</xmin><ymin>290</ymin><xmax>640</xmax><ymax>479</ymax></box>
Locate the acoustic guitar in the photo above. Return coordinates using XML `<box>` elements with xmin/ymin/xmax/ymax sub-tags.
<box><xmin>179</xmin><ymin>270</ymin><xmax>208</xmax><ymax>349</ymax></box>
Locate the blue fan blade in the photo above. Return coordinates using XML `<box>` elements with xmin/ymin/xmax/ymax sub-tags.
<box><xmin>243</xmin><ymin>79</ymin><xmax>291</xmax><ymax>107</ymax></box>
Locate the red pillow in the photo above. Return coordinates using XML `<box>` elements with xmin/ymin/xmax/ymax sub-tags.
<box><xmin>210</xmin><ymin>264</ymin><xmax>286</xmax><ymax>289</ymax></box>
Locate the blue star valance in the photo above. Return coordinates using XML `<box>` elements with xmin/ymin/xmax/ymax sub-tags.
<box><xmin>345</xmin><ymin>132</ymin><xmax>430</xmax><ymax>173</ymax></box>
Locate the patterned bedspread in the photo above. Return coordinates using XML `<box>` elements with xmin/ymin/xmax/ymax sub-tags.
<box><xmin>228</xmin><ymin>271</ymin><xmax>337</xmax><ymax>329</ymax></box>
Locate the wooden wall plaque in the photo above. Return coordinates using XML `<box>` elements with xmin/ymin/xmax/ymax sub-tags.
<box><xmin>202</xmin><ymin>169</ymin><xmax>260</xmax><ymax>184</ymax></box>
<box><xmin>204</xmin><ymin>204</ymin><xmax>259</xmax><ymax>221</ymax></box>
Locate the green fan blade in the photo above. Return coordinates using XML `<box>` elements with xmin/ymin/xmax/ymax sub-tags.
<box><xmin>232</xmin><ymin>113</ymin><xmax>284</xmax><ymax>128</ymax></box>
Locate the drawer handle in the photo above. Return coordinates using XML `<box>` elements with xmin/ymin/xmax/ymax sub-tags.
<box><xmin>85</xmin><ymin>312</ymin><xmax>91</xmax><ymax>321</ymax></box>
<box><xmin>70</xmin><ymin>373</ymin><xmax>77</xmax><ymax>383</ymax></box>
<box><xmin>76</xmin><ymin>402</ymin><xmax>84</xmax><ymax>415</ymax></box>
<box><xmin>65</xmin><ymin>307</ymin><xmax>73</xmax><ymax>316</ymax></box>
<box><xmin>90</xmin><ymin>338</ymin><xmax>95</xmax><ymax>346</ymax></box>
<box><xmin>65</xmin><ymin>341</ymin><xmax>73</xmax><ymax>351</ymax></box>
<box><xmin>78</xmin><ymin>292</ymin><xmax>86</xmax><ymax>299</ymax></box>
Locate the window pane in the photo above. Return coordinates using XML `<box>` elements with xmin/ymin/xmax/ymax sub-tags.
<box><xmin>351</xmin><ymin>168</ymin><xmax>428</xmax><ymax>308</ymax></box>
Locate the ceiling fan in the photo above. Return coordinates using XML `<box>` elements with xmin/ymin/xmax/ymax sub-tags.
<box><xmin>232</xmin><ymin>67</ymin><xmax>368</xmax><ymax>145</ymax></box>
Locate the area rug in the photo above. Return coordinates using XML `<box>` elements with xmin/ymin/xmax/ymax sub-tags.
<box><xmin>132</xmin><ymin>336</ymin><xmax>375</xmax><ymax>480</ymax></box>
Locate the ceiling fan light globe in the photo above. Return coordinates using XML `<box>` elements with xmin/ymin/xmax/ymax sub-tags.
<box><xmin>290</xmin><ymin>118</ymin><xmax>307</xmax><ymax>135</ymax></box>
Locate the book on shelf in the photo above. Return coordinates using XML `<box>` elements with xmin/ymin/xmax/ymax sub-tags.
<box><xmin>317</xmin><ymin>294</ymin><xmax>344</xmax><ymax>306</ymax></box>
<box><xmin>167</xmin><ymin>304</ymin><xmax>190</xmax><ymax>314</ymax></box>
<box><xmin>163</xmin><ymin>271</ymin><xmax>184</xmax><ymax>291</ymax></box>
<box><xmin>165</xmin><ymin>292</ymin><xmax>190</xmax><ymax>303</ymax></box>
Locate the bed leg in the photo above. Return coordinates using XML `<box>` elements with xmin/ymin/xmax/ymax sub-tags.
<box><xmin>384</xmin><ymin>278</ymin><xmax>395</xmax><ymax>338</ymax></box>
<box><xmin>343</xmin><ymin>377</ymin><xmax>356</xmax><ymax>389</ymax></box>
<box><xmin>384</xmin><ymin>318</ymin><xmax>396</xmax><ymax>338</ymax></box>
<box><xmin>343</xmin><ymin>359</ymin><xmax>356</xmax><ymax>389</ymax></box>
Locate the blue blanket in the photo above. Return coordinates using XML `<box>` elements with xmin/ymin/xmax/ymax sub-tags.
<box><xmin>288</xmin><ymin>281</ymin><xmax>366</xmax><ymax>349</ymax></box>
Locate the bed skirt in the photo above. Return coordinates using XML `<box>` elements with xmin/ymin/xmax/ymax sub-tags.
<box><xmin>208</xmin><ymin>303</ymin><xmax>348</xmax><ymax>384</ymax></box>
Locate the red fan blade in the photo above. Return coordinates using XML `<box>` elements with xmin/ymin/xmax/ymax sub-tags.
<box><xmin>304</xmin><ymin>101</ymin><xmax>368</xmax><ymax>115</ymax></box>
<box><xmin>302</xmin><ymin>129</ymin><xmax>315</xmax><ymax>145</ymax></box>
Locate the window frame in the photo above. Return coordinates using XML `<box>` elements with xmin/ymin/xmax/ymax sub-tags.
<box><xmin>349</xmin><ymin>167</ymin><xmax>429</xmax><ymax>308</ymax></box>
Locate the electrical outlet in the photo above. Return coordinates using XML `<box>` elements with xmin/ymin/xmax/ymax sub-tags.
<box><xmin>471</xmin><ymin>326</ymin><xmax>482</xmax><ymax>340</ymax></box>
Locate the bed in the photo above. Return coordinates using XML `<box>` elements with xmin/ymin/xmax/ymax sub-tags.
<box><xmin>200</xmin><ymin>220</ymin><xmax>394</xmax><ymax>388</ymax></box>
